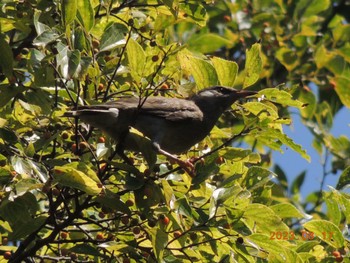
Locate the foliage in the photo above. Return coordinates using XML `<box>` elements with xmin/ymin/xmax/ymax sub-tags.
<box><xmin>0</xmin><ymin>0</ymin><xmax>350</xmax><ymax>262</ymax></box>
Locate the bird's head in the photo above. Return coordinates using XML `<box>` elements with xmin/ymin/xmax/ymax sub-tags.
<box><xmin>190</xmin><ymin>86</ymin><xmax>256</xmax><ymax>110</ymax></box>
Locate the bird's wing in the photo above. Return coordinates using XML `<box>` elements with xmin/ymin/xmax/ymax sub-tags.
<box><xmin>104</xmin><ymin>97</ymin><xmax>203</xmax><ymax>122</ymax></box>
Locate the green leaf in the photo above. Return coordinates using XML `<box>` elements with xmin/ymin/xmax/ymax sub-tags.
<box><xmin>276</xmin><ymin>47</ymin><xmax>298</xmax><ymax>71</ymax></box>
<box><xmin>244</xmin><ymin>166</ymin><xmax>277</xmax><ymax>191</ymax></box>
<box><xmin>10</xmin><ymin>216</ymin><xmax>47</xmax><ymax>240</ymax></box>
<box><xmin>257</xmin><ymin>128</ymin><xmax>310</xmax><ymax>162</ymax></box>
<box><xmin>334</xmin><ymin>76</ymin><xmax>350</xmax><ymax>108</ymax></box>
<box><xmin>303</xmin><ymin>220</ymin><xmax>344</xmax><ymax>248</ymax></box>
<box><xmin>0</xmin><ymin>85</ymin><xmax>26</xmax><ymax>108</ymax></box>
<box><xmin>179</xmin><ymin>3</ymin><xmax>208</xmax><ymax>27</ymax></box>
<box><xmin>68</xmin><ymin>49</ymin><xmax>81</xmax><ymax>79</ymax></box>
<box><xmin>244</xmin><ymin>203</ymin><xmax>289</xmax><ymax>234</ymax></box>
<box><xmin>211</xmin><ymin>57</ymin><xmax>238</xmax><ymax>87</ymax></box>
<box><xmin>178</xmin><ymin>50</ymin><xmax>218</xmax><ymax>89</ymax></box>
<box><xmin>336</xmin><ymin>166</ymin><xmax>350</xmax><ymax>190</ymax></box>
<box><xmin>270</xmin><ymin>203</ymin><xmax>305</xmax><ymax>218</ymax></box>
<box><xmin>303</xmin><ymin>0</ymin><xmax>330</xmax><ymax>17</ymax></box>
<box><xmin>126</xmin><ymin>38</ymin><xmax>146</xmax><ymax>82</ymax></box>
<box><xmin>291</xmin><ymin>171</ymin><xmax>306</xmax><ymax>195</ymax></box>
<box><xmin>243</xmin><ymin>43</ymin><xmax>262</xmax><ymax>88</ymax></box>
<box><xmin>243</xmin><ymin>101</ymin><xmax>281</xmax><ymax>130</ymax></box>
<box><xmin>188</xmin><ymin>34</ymin><xmax>231</xmax><ymax>54</ymax></box>
<box><xmin>297</xmin><ymin>87</ymin><xmax>317</xmax><ymax>119</ymax></box>
<box><xmin>62</xmin><ymin>0</ymin><xmax>77</xmax><ymax>26</ymax></box>
<box><xmin>153</xmin><ymin>228</ymin><xmax>168</xmax><ymax>261</ymax></box>
<box><xmin>324</xmin><ymin>190</ymin><xmax>342</xmax><ymax>225</ymax></box>
<box><xmin>248</xmin><ymin>234</ymin><xmax>302</xmax><ymax>262</ymax></box>
<box><xmin>0</xmin><ymin>36</ymin><xmax>13</xmax><ymax>78</ymax></box>
<box><xmin>100</xmin><ymin>23</ymin><xmax>128</xmax><ymax>52</ymax></box>
<box><xmin>77</xmin><ymin>0</ymin><xmax>94</xmax><ymax>32</ymax></box>
<box><xmin>53</xmin><ymin>165</ymin><xmax>101</xmax><ymax>195</ymax></box>
<box><xmin>259</xmin><ymin>88</ymin><xmax>306</xmax><ymax>109</ymax></box>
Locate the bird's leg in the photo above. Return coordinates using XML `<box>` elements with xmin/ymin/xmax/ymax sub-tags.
<box><xmin>152</xmin><ymin>143</ymin><xmax>195</xmax><ymax>175</ymax></box>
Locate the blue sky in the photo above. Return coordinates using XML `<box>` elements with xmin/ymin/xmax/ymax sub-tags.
<box><xmin>273</xmin><ymin>105</ymin><xmax>350</xmax><ymax>199</ymax></box>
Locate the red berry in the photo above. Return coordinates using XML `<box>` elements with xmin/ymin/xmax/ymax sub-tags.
<box><xmin>333</xmin><ymin>251</ymin><xmax>341</xmax><ymax>257</ymax></box>
<box><xmin>98</xmin><ymin>83</ymin><xmax>104</xmax><ymax>91</ymax></box>
<box><xmin>71</xmin><ymin>143</ymin><xmax>77</xmax><ymax>153</ymax></box>
<box><xmin>60</xmin><ymin>231</ymin><xmax>69</xmax><ymax>239</ymax></box>
<box><xmin>161</xmin><ymin>216</ymin><xmax>170</xmax><ymax>225</ymax></box>
<box><xmin>96</xmin><ymin>233</ymin><xmax>104</xmax><ymax>240</ymax></box>
<box><xmin>98</xmin><ymin>136</ymin><xmax>105</xmax><ymax>143</ymax></box>
<box><xmin>3</xmin><ymin>251</ymin><xmax>11</xmax><ymax>260</ymax></box>
<box><xmin>223</xmin><ymin>15</ymin><xmax>231</xmax><ymax>22</ymax></box>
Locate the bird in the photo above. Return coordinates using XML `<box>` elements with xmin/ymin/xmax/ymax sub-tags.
<box><xmin>65</xmin><ymin>86</ymin><xmax>256</xmax><ymax>173</ymax></box>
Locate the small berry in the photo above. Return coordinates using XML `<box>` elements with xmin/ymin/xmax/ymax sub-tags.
<box><xmin>71</xmin><ymin>143</ymin><xmax>77</xmax><ymax>153</ymax></box>
<box><xmin>126</xmin><ymin>199</ymin><xmax>134</xmax><ymax>207</ymax></box>
<box><xmin>335</xmin><ymin>256</ymin><xmax>343</xmax><ymax>262</ymax></box>
<box><xmin>161</xmin><ymin>216</ymin><xmax>170</xmax><ymax>225</ymax></box>
<box><xmin>98</xmin><ymin>83</ymin><xmax>104</xmax><ymax>91</ymax></box>
<box><xmin>92</xmin><ymin>39</ymin><xmax>100</xmax><ymax>49</ymax></box>
<box><xmin>333</xmin><ymin>251</ymin><xmax>341</xmax><ymax>257</ymax></box>
<box><xmin>133</xmin><ymin>226</ymin><xmax>141</xmax><ymax>235</ymax></box>
<box><xmin>98</xmin><ymin>136</ymin><xmax>105</xmax><ymax>143</ymax></box>
<box><xmin>151</xmin><ymin>55</ymin><xmax>159</xmax><ymax>62</ymax></box>
<box><xmin>150</xmin><ymin>40</ymin><xmax>157</xmax><ymax>47</ymax></box>
<box><xmin>121</xmin><ymin>216</ymin><xmax>129</xmax><ymax>225</ymax></box>
<box><xmin>3</xmin><ymin>251</ymin><xmax>11</xmax><ymax>260</ymax></box>
<box><xmin>160</xmin><ymin>83</ymin><xmax>169</xmax><ymax>90</ymax></box>
<box><xmin>61</xmin><ymin>132</ymin><xmax>69</xmax><ymax>140</ymax></box>
<box><xmin>174</xmin><ymin>231</ymin><xmax>181</xmax><ymax>238</ymax></box>
<box><xmin>98</xmin><ymin>212</ymin><xmax>106</xmax><ymax>218</ymax></box>
<box><xmin>96</xmin><ymin>233</ymin><xmax>104</xmax><ymax>240</ymax></box>
<box><xmin>223</xmin><ymin>15</ymin><xmax>231</xmax><ymax>22</ymax></box>
<box><xmin>148</xmin><ymin>219</ymin><xmax>156</xmax><ymax>227</ymax></box>
<box><xmin>60</xmin><ymin>231</ymin><xmax>69</xmax><ymax>239</ymax></box>
<box><xmin>78</xmin><ymin>141</ymin><xmax>88</xmax><ymax>150</ymax></box>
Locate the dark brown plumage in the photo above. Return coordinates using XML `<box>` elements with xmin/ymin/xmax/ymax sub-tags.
<box><xmin>65</xmin><ymin>86</ymin><xmax>256</xmax><ymax>172</ymax></box>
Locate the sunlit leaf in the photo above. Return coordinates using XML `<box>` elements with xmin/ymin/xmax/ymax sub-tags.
<box><xmin>303</xmin><ymin>220</ymin><xmax>344</xmax><ymax>248</ymax></box>
<box><xmin>62</xmin><ymin>0</ymin><xmax>77</xmax><ymax>26</ymax></box>
<box><xmin>211</xmin><ymin>57</ymin><xmax>238</xmax><ymax>87</ymax></box>
<box><xmin>77</xmin><ymin>0</ymin><xmax>94</xmax><ymax>32</ymax></box>
<box><xmin>53</xmin><ymin>165</ymin><xmax>101</xmax><ymax>195</ymax></box>
<box><xmin>243</xmin><ymin>43</ymin><xmax>262</xmax><ymax>88</ymax></box>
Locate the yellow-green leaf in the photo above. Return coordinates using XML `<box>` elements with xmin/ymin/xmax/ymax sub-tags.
<box><xmin>53</xmin><ymin>165</ymin><xmax>101</xmax><ymax>195</ymax></box>
<box><xmin>126</xmin><ymin>38</ymin><xmax>146</xmax><ymax>82</ymax></box>
<box><xmin>211</xmin><ymin>57</ymin><xmax>238</xmax><ymax>87</ymax></box>
<box><xmin>178</xmin><ymin>50</ymin><xmax>217</xmax><ymax>89</ymax></box>
<box><xmin>243</xmin><ymin>43</ymin><xmax>262</xmax><ymax>88</ymax></box>
<box><xmin>62</xmin><ymin>0</ymin><xmax>77</xmax><ymax>26</ymax></box>
<box><xmin>77</xmin><ymin>0</ymin><xmax>94</xmax><ymax>32</ymax></box>
<box><xmin>303</xmin><ymin>220</ymin><xmax>344</xmax><ymax>248</ymax></box>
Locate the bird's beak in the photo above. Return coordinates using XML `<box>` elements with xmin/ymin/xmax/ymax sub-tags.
<box><xmin>236</xmin><ymin>89</ymin><xmax>257</xmax><ymax>98</ymax></box>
